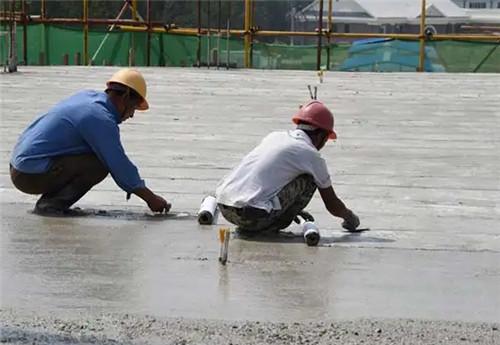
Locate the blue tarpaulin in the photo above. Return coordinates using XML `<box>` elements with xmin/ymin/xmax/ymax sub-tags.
<box><xmin>340</xmin><ymin>38</ymin><xmax>446</xmax><ymax>72</ymax></box>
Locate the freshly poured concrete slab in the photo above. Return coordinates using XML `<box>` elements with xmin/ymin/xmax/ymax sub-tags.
<box><xmin>1</xmin><ymin>67</ymin><xmax>499</xmax><ymax>323</ymax></box>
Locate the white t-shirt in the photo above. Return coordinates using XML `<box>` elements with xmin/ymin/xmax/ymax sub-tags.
<box><xmin>216</xmin><ymin>130</ymin><xmax>332</xmax><ymax>212</ymax></box>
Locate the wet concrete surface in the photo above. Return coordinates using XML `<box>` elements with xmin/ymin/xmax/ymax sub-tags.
<box><xmin>1</xmin><ymin>67</ymin><xmax>500</xmax><ymax>325</ymax></box>
<box><xmin>2</xmin><ymin>202</ymin><xmax>499</xmax><ymax>323</ymax></box>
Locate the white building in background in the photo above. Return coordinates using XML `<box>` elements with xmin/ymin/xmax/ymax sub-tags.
<box><xmin>452</xmin><ymin>0</ymin><xmax>500</xmax><ymax>8</ymax></box>
<box><xmin>451</xmin><ymin>0</ymin><xmax>500</xmax><ymax>27</ymax></box>
<box><xmin>292</xmin><ymin>0</ymin><xmax>500</xmax><ymax>41</ymax></box>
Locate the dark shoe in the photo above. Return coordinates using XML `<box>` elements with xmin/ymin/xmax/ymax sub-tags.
<box><xmin>298</xmin><ymin>210</ymin><xmax>315</xmax><ymax>222</ymax></box>
<box><xmin>34</xmin><ymin>203</ymin><xmax>84</xmax><ymax>217</ymax></box>
<box><xmin>293</xmin><ymin>210</ymin><xmax>315</xmax><ymax>224</ymax></box>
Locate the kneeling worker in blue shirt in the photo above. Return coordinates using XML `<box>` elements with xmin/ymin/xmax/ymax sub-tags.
<box><xmin>10</xmin><ymin>68</ymin><xmax>170</xmax><ymax>215</ymax></box>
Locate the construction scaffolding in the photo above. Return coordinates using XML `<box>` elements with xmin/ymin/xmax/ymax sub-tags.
<box><xmin>1</xmin><ymin>0</ymin><xmax>18</xmax><ymax>72</ymax></box>
<box><xmin>0</xmin><ymin>0</ymin><xmax>499</xmax><ymax>72</ymax></box>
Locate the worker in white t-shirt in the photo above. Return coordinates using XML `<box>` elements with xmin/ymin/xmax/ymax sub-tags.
<box><xmin>216</xmin><ymin>100</ymin><xmax>360</xmax><ymax>233</ymax></box>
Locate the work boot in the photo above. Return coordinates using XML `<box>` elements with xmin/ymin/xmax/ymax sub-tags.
<box><xmin>34</xmin><ymin>201</ymin><xmax>84</xmax><ymax>217</ymax></box>
<box><xmin>298</xmin><ymin>210</ymin><xmax>314</xmax><ymax>222</ymax></box>
<box><xmin>34</xmin><ymin>182</ymin><xmax>90</xmax><ymax>216</ymax></box>
<box><xmin>293</xmin><ymin>210</ymin><xmax>315</xmax><ymax>224</ymax></box>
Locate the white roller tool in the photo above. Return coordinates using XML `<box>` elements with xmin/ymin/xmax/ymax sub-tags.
<box><xmin>198</xmin><ymin>195</ymin><xmax>218</xmax><ymax>225</ymax></box>
<box><xmin>302</xmin><ymin>221</ymin><xmax>321</xmax><ymax>246</ymax></box>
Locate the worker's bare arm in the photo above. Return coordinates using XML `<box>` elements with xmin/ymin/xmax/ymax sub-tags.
<box><xmin>319</xmin><ymin>186</ymin><xmax>359</xmax><ymax>230</ymax></box>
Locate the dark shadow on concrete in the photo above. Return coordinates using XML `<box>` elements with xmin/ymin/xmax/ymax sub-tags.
<box><xmin>27</xmin><ymin>208</ymin><xmax>196</xmax><ymax>221</ymax></box>
<box><xmin>324</xmin><ymin>232</ymin><xmax>395</xmax><ymax>244</ymax></box>
<box><xmin>235</xmin><ymin>228</ymin><xmax>395</xmax><ymax>245</ymax></box>
<box><xmin>234</xmin><ymin>231</ymin><xmax>305</xmax><ymax>243</ymax></box>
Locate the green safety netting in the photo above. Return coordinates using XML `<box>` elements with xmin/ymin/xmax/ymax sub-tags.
<box><xmin>251</xmin><ymin>41</ymin><xmax>350</xmax><ymax>70</ymax></box>
<box><xmin>1</xmin><ymin>23</ymin><xmax>498</xmax><ymax>72</ymax></box>
<box><xmin>0</xmin><ymin>19</ymin><xmax>10</xmax><ymax>66</ymax></box>
<box><xmin>0</xmin><ymin>31</ymin><xmax>7</xmax><ymax>66</ymax></box>
<box><xmin>427</xmin><ymin>40</ymin><xmax>500</xmax><ymax>73</ymax></box>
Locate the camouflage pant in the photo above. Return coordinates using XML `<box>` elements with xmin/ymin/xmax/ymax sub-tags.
<box><xmin>218</xmin><ymin>174</ymin><xmax>316</xmax><ymax>232</ymax></box>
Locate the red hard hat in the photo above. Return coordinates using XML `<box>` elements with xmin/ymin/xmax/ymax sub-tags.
<box><xmin>292</xmin><ymin>100</ymin><xmax>337</xmax><ymax>140</ymax></box>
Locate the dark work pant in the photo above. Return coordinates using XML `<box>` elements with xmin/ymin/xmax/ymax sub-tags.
<box><xmin>10</xmin><ymin>154</ymin><xmax>108</xmax><ymax>211</ymax></box>
<box><xmin>218</xmin><ymin>174</ymin><xmax>317</xmax><ymax>232</ymax></box>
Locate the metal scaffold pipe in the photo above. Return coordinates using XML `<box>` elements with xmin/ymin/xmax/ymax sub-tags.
<box><xmin>196</xmin><ymin>0</ymin><xmax>201</xmax><ymax>67</ymax></box>
<box><xmin>244</xmin><ymin>0</ymin><xmax>251</xmax><ymax>68</ymax></box>
<box><xmin>226</xmin><ymin>0</ymin><xmax>231</xmax><ymax>69</ymax></box>
<box><xmin>22</xmin><ymin>0</ymin><xmax>27</xmax><ymax>64</ymax></box>
<box><xmin>207</xmin><ymin>0</ymin><xmax>210</xmax><ymax>68</ymax></box>
<box><xmin>40</xmin><ymin>0</ymin><xmax>45</xmax><ymax>19</ymax></box>
<box><xmin>8</xmin><ymin>0</ymin><xmax>17</xmax><ymax>72</ymax></box>
<box><xmin>418</xmin><ymin>0</ymin><xmax>427</xmax><ymax>72</ymax></box>
<box><xmin>131</xmin><ymin>0</ymin><xmax>138</xmax><ymax>21</ymax></box>
<box><xmin>326</xmin><ymin>0</ymin><xmax>333</xmax><ymax>70</ymax></box>
<box><xmin>250</xmin><ymin>0</ymin><xmax>255</xmax><ymax>67</ymax></box>
<box><xmin>83</xmin><ymin>0</ymin><xmax>89</xmax><ymax>65</ymax></box>
<box><xmin>217</xmin><ymin>0</ymin><xmax>221</xmax><ymax>69</ymax></box>
<box><xmin>41</xmin><ymin>0</ymin><xmax>46</xmax><ymax>65</ymax></box>
<box><xmin>147</xmin><ymin>0</ymin><xmax>151</xmax><ymax>66</ymax></box>
<box><xmin>112</xmin><ymin>25</ymin><xmax>500</xmax><ymax>42</ymax></box>
<box><xmin>316</xmin><ymin>0</ymin><xmax>324</xmax><ymax>71</ymax></box>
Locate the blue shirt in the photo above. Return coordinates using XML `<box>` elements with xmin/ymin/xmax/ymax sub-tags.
<box><xmin>10</xmin><ymin>90</ymin><xmax>145</xmax><ymax>193</ymax></box>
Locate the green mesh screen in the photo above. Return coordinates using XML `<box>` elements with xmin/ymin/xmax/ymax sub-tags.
<box><xmin>428</xmin><ymin>40</ymin><xmax>500</xmax><ymax>73</ymax></box>
<box><xmin>251</xmin><ymin>40</ymin><xmax>350</xmax><ymax>70</ymax></box>
<box><xmin>0</xmin><ymin>21</ymin><xmax>10</xmax><ymax>66</ymax></box>
<box><xmin>3</xmin><ymin>23</ymin><xmax>499</xmax><ymax>73</ymax></box>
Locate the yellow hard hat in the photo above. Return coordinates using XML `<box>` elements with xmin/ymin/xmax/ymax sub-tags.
<box><xmin>107</xmin><ymin>68</ymin><xmax>149</xmax><ymax>111</ymax></box>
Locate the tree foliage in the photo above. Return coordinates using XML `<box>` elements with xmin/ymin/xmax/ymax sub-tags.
<box><xmin>24</xmin><ymin>0</ymin><xmax>311</xmax><ymax>30</ymax></box>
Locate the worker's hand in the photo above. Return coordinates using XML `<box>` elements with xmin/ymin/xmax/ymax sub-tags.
<box><xmin>342</xmin><ymin>209</ymin><xmax>360</xmax><ymax>231</ymax></box>
<box><xmin>147</xmin><ymin>194</ymin><xmax>171</xmax><ymax>214</ymax></box>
